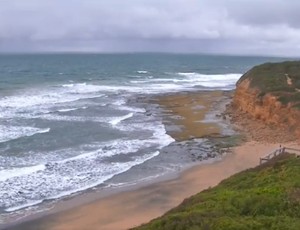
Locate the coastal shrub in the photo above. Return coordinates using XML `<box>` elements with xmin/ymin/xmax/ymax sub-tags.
<box><xmin>238</xmin><ymin>61</ymin><xmax>300</xmax><ymax>94</ymax></box>
<box><xmin>278</xmin><ymin>92</ymin><xmax>300</xmax><ymax>105</ymax></box>
<box><xmin>133</xmin><ymin>154</ymin><xmax>300</xmax><ymax>230</ymax></box>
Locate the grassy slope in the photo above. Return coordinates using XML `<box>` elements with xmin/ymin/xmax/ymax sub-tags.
<box><xmin>238</xmin><ymin>61</ymin><xmax>300</xmax><ymax>91</ymax></box>
<box><xmin>133</xmin><ymin>154</ymin><xmax>300</xmax><ymax>230</ymax></box>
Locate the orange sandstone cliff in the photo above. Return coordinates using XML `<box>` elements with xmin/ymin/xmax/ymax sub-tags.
<box><xmin>232</xmin><ymin>61</ymin><xmax>300</xmax><ymax>139</ymax></box>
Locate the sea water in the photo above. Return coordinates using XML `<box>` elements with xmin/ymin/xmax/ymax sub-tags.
<box><xmin>0</xmin><ymin>53</ymin><xmax>289</xmax><ymax>215</ymax></box>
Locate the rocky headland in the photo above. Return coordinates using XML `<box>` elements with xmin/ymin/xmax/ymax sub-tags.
<box><xmin>226</xmin><ymin>61</ymin><xmax>300</xmax><ymax>143</ymax></box>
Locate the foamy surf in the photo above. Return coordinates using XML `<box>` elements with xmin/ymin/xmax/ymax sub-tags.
<box><xmin>1</xmin><ymin>150</ymin><xmax>161</xmax><ymax>213</ymax></box>
<box><xmin>110</xmin><ymin>113</ymin><xmax>134</xmax><ymax>126</ymax></box>
<box><xmin>0</xmin><ymin>164</ymin><xmax>46</xmax><ymax>182</ymax></box>
<box><xmin>137</xmin><ymin>70</ymin><xmax>148</xmax><ymax>74</ymax></box>
<box><xmin>129</xmin><ymin>73</ymin><xmax>241</xmax><ymax>91</ymax></box>
<box><xmin>0</xmin><ymin>126</ymin><xmax>50</xmax><ymax>143</ymax></box>
<box><xmin>177</xmin><ymin>73</ymin><xmax>241</xmax><ymax>88</ymax></box>
<box><xmin>5</xmin><ymin>200</ymin><xmax>44</xmax><ymax>213</ymax></box>
<box><xmin>57</xmin><ymin>108</ymin><xmax>80</xmax><ymax>113</ymax></box>
<box><xmin>0</xmin><ymin>108</ymin><xmax>174</xmax><ymax>213</ymax></box>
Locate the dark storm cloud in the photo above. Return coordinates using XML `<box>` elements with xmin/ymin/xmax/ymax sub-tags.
<box><xmin>0</xmin><ymin>0</ymin><xmax>300</xmax><ymax>56</ymax></box>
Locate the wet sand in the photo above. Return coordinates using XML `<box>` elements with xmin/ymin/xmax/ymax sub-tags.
<box><xmin>4</xmin><ymin>90</ymin><xmax>299</xmax><ymax>230</ymax></box>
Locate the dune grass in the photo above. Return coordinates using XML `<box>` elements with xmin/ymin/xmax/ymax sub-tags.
<box><xmin>133</xmin><ymin>153</ymin><xmax>300</xmax><ymax>230</ymax></box>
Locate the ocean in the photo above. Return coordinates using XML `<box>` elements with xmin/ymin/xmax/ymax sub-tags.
<box><xmin>0</xmin><ymin>53</ymin><xmax>289</xmax><ymax>218</ymax></box>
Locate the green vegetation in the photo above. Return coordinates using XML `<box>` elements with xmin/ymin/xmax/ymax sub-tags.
<box><xmin>133</xmin><ymin>154</ymin><xmax>300</xmax><ymax>230</ymax></box>
<box><xmin>238</xmin><ymin>61</ymin><xmax>300</xmax><ymax>107</ymax></box>
<box><xmin>278</xmin><ymin>92</ymin><xmax>300</xmax><ymax>106</ymax></box>
<box><xmin>238</xmin><ymin>61</ymin><xmax>300</xmax><ymax>92</ymax></box>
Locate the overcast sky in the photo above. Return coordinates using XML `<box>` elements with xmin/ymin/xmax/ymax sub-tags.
<box><xmin>0</xmin><ymin>0</ymin><xmax>300</xmax><ymax>56</ymax></box>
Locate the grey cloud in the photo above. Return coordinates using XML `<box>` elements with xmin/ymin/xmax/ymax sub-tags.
<box><xmin>0</xmin><ymin>0</ymin><xmax>300</xmax><ymax>56</ymax></box>
<box><xmin>223</xmin><ymin>0</ymin><xmax>300</xmax><ymax>28</ymax></box>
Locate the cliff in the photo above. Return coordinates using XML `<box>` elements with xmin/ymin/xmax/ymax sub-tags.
<box><xmin>232</xmin><ymin>61</ymin><xmax>300</xmax><ymax>139</ymax></box>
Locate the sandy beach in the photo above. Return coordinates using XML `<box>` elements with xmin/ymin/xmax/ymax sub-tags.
<box><xmin>6</xmin><ymin>141</ymin><xmax>299</xmax><ymax>230</ymax></box>
<box><xmin>3</xmin><ymin>90</ymin><xmax>299</xmax><ymax>230</ymax></box>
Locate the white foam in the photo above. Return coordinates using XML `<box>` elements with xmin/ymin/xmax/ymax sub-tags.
<box><xmin>152</xmin><ymin>123</ymin><xmax>175</xmax><ymax>148</ymax></box>
<box><xmin>117</xmin><ymin>120</ymin><xmax>175</xmax><ymax>149</ymax></box>
<box><xmin>64</xmin><ymin>83</ymin><xmax>105</xmax><ymax>94</ymax></box>
<box><xmin>131</xmin><ymin>78</ymin><xmax>180</xmax><ymax>84</ymax></box>
<box><xmin>118</xmin><ymin>105</ymin><xmax>146</xmax><ymax>113</ymax></box>
<box><xmin>0</xmin><ymin>164</ymin><xmax>46</xmax><ymax>182</ymax></box>
<box><xmin>111</xmin><ymin>98</ymin><xmax>126</xmax><ymax>106</ymax></box>
<box><xmin>38</xmin><ymin>114</ymin><xmax>111</xmax><ymax>123</ymax></box>
<box><xmin>110</xmin><ymin>113</ymin><xmax>134</xmax><ymax>126</ymax></box>
<box><xmin>62</xmin><ymin>82</ymin><xmax>86</xmax><ymax>88</ymax></box>
<box><xmin>60</xmin><ymin>139</ymin><xmax>154</xmax><ymax>163</ymax></box>
<box><xmin>57</xmin><ymin>151</ymin><xmax>97</xmax><ymax>163</ymax></box>
<box><xmin>177</xmin><ymin>72</ymin><xmax>198</xmax><ymax>77</ymax></box>
<box><xmin>0</xmin><ymin>73</ymin><xmax>240</xmax><ymax>123</ymax></box>
<box><xmin>1</xmin><ymin>148</ymin><xmax>160</xmax><ymax>213</ymax></box>
<box><xmin>45</xmin><ymin>150</ymin><xmax>160</xmax><ymax>201</ymax></box>
<box><xmin>137</xmin><ymin>70</ymin><xmax>148</xmax><ymax>74</ymax></box>
<box><xmin>0</xmin><ymin>83</ymin><xmax>104</xmax><ymax>113</ymax></box>
<box><xmin>5</xmin><ymin>199</ymin><xmax>44</xmax><ymax>212</ymax></box>
<box><xmin>0</xmin><ymin>126</ymin><xmax>50</xmax><ymax>143</ymax></box>
<box><xmin>130</xmin><ymin>73</ymin><xmax>241</xmax><ymax>91</ymax></box>
<box><xmin>177</xmin><ymin>72</ymin><xmax>241</xmax><ymax>88</ymax></box>
<box><xmin>0</xmin><ymin>73</ymin><xmax>240</xmax><ymax>121</ymax></box>
<box><xmin>57</xmin><ymin>108</ymin><xmax>79</xmax><ymax>113</ymax></box>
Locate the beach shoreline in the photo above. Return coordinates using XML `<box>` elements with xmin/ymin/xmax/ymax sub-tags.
<box><xmin>1</xmin><ymin>90</ymin><xmax>230</xmax><ymax>229</ymax></box>
<box><xmin>3</xmin><ymin>89</ymin><xmax>298</xmax><ymax>230</ymax></box>
<box><xmin>5</xmin><ymin>140</ymin><xmax>300</xmax><ymax>230</ymax></box>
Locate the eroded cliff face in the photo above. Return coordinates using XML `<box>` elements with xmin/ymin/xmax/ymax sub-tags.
<box><xmin>232</xmin><ymin>77</ymin><xmax>300</xmax><ymax>138</ymax></box>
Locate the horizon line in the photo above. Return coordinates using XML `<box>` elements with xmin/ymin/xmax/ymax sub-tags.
<box><xmin>0</xmin><ymin>51</ymin><xmax>299</xmax><ymax>59</ymax></box>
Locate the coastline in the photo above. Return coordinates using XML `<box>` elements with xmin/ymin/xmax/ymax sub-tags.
<box><xmin>5</xmin><ymin>141</ymin><xmax>300</xmax><ymax>230</ymax></box>
<box><xmin>3</xmin><ymin>89</ymin><xmax>298</xmax><ymax>230</ymax></box>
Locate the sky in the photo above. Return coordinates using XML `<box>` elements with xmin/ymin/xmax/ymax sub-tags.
<box><xmin>0</xmin><ymin>0</ymin><xmax>300</xmax><ymax>56</ymax></box>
